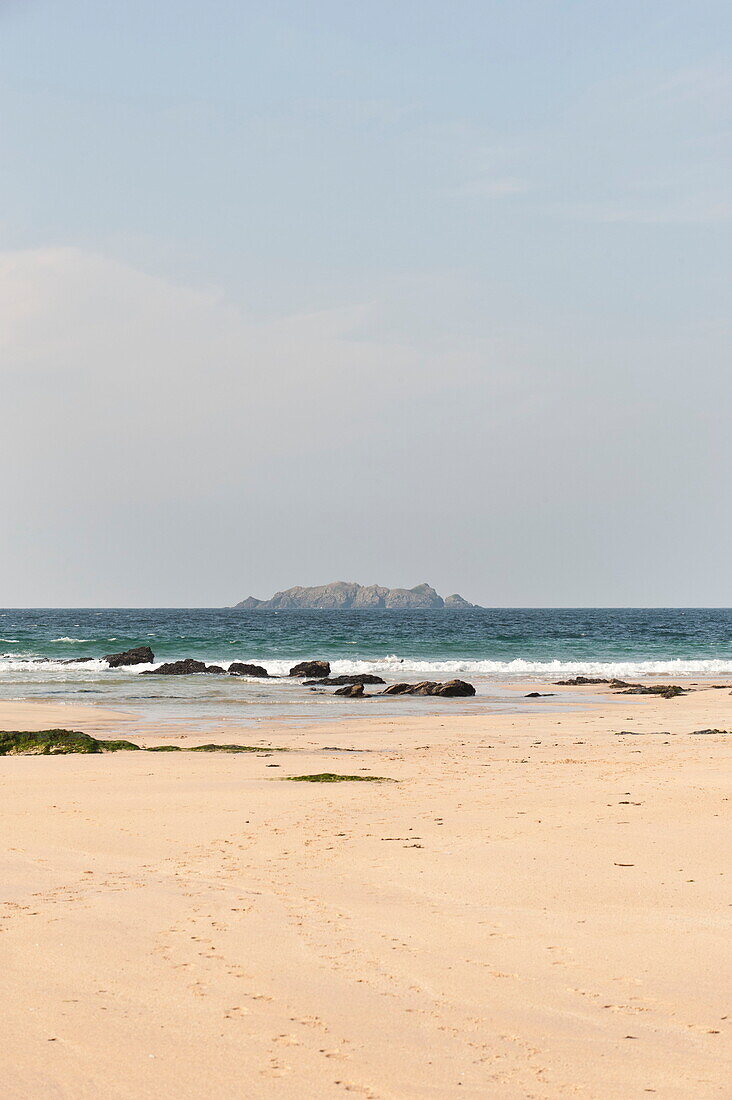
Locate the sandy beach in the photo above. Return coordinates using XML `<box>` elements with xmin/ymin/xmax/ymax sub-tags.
<box><xmin>1</xmin><ymin>686</ymin><xmax>730</xmax><ymax>1098</ymax></box>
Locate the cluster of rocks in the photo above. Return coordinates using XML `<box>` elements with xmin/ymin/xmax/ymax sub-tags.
<box><xmin>555</xmin><ymin>675</ymin><xmax>632</xmax><ymax>687</ymax></box>
<box><xmin>102</xmin><ymin>652</ymin><xmax>336</xmax><ymax>680</ymax></box>
<box><xmin>101</xmin><ymin>648</ymin><xmax>476</xmax><ymax>698</ymax></box>
<box><xmin>381</xmin><ymin>679</ymin><xmax>475</xmax><ymax>697</ymax></box>
<box><xmin>298</xmin><ymin>666</ymin><xmax>476</xmax><ymax>698</ymax></box>
<box><xmin>141</xmin><ymin>659</ymin><xmax>224</xmax><ymax>676</ymax></box>
<box><xmin>142</xmin><ymin>659</ymin><xmax>275</xmax><ymax>677</ymax></box>
<box><xmin>618</xmin><ymin>684</ymin><xmax>686</xmax><ymax>699</ymax></box>
<box><xmin>322</xmin><ymin>678</ymin><xmax>475</xmax><ymax>698</ymax></box>
<box><xmin>555</xmin><ymin>675</ymin><xmax>687</xmax><ymax>700</ymax></box>
<box><xmin>102</xmin><ymin>648</ymin><xmax>271</xmax><ymax>677</ymax></box>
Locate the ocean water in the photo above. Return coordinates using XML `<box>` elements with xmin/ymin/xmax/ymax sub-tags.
<box><xmin>1</xmin><ymin>607</ymin><xmax>731</xmax><ymax>721</ymax></box>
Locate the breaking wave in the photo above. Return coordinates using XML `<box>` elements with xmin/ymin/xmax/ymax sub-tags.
<box><xmin>1</xmin><ymin>654</ymin><xmax>731</xmax><ymax>682</ymax></box>
<box><xmin>205</xmin><ymin>655</ymin><xmax>732</xmax><ymax>679</ymax></box>
<box><xmin>0</xmin><ymin>657</ymin><xmax>109</xmax><ymax>673</ymax></box>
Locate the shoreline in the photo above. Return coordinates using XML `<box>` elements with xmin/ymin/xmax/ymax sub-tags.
<box><xmin>1</xmin><ymin>688</ymin><xmax>730</xmax><ymax>1096</ymax></box>
<box><xmin>3</xmin><ymin>671</ymin><xmax>721</xmax><ymax>739</ymax></box>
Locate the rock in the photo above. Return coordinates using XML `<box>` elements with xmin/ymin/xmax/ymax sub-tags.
<box><xmin>303</xmin><ymin>674</ymin><xmax>385</xmax><ymax>686</ymax></box>
<box><xmin>525</xmin><ymin>691</ymin><xmax>555</xmax><ymax>698</ymax></box>
<box><xmin>380</xmin><ymin>680</ymin><xmax>476</xmax><ymax>697</ymax></box>
<box><xmin>555</xmin><ymin>676</ymin><xmax>611</xmax><ymax>686</ymax></box>
<box><xmin>381</xmin><ymin>683</ymin><xmax>412</xmax><ymax>695</ymax></box>
<box><xmin>333</xmin><ymin>683</ymin><xmax>365</xmax><ymax>697</ymax></box>
<box><xmin>62</xmin><ymin>657</ymin><xmax>95</xmax><ymax>664</ymax></box>
<box><xmin>289</xmin><ymin>660</ymin><xmax>331</xmax><ymax>678</ymax></box>
<box><xmin>617</xmin><ymin>684</ymin><xmax>686</xmax><ymax>699</ymax></box>
<box><xmin>228</xmin><ymin>662</ymin><xmax>269</xmax><ymax>677</ymax></box>
<box><xmin>204</xmin><ymin>665</ymin><xmax>226</xmax><ymax>674</ymax></box>
<box><xmin>657</xmin><ymin>684</ymin><xmax>687</xmax><ymax>699</ymax></box>
<box><xmin>381</xmin><ymin>681</ymin><xmax>437</xmax><ymax>695</ymax></box>
<box><xmin>351</xmin><ymin>586</ymin><xmax>391</xmax><ymax>608</ymax></box>
<box><xmin>104</xmin><ymin>645</ymin><xmax>154</xmax><ymax>668</ymax></box>
<box><xmin>555</xmin><ymin>676</ymin><xmax>633</xmax><ymax>688</ymax></box>
<box><xmin>444</xmin><ymin>593</ymin><xmax>473</xmax><ymax>609</ymax></box>
<box><xmin>384</xmin><ymin>584</ymin><xmax>444</xmax><ymax>610</ymax></box>
<box><xmin>432</xmin><ymin>679</ymin><xmax>476</xmax><ymax>697</ymax></box>
<box><xmin>0</xmin><ymin>729</ymin><xmax>140</xmax><ymax>755</ymax></box>
<box><xmin>141</xmin><ymin>658</ymin><xmax>208</xmax><ymax>675</ymax></box>
<box><xmin>410</xmin><ymin>681</ymin><xmax>441</xmax><ymax>695</ymax></box>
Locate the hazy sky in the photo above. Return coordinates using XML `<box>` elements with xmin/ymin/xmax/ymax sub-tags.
<box><xmin>2</xmin><ymin>1</ymin><xmax>730</xmax><ymax>606</ymax></box>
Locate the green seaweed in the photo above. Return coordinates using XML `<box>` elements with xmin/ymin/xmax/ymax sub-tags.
<box><xmin>284</xmin><ymin>772</ymin><xmax>391</xmax><ymax>783</ymax></box>
<box><xmin>0</xmin><ymin>731</ymin><xmax>288</xmax><ymax>757</ymax></box>
<box><xmin>188</xmin><ymin>743</ymin><xmax>286</xmax><ymax>753</ymax></box>
<box><xmin>0</xmin><ymin>730</ymin><xmax>140</xmax><ymax>756</ymax></box>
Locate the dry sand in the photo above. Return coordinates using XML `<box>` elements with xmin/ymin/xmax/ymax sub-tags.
<box><xmin>0</xmin><ymin>686</ymin><xmax>730</xmax><ymax>1098</ymax></box>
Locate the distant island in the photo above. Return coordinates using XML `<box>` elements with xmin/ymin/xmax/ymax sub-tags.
<box><xmin>233</xmin><ymin>582</ymin><xmax>476</xmax><ymax>610</ymax></box>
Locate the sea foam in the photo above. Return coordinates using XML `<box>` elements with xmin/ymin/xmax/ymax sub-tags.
<box><xmin>2</xmin><ymin>654</ymin><xmax>731</xmax><ymax>681</ymax></box>
<box><xmin>195</xmin><ymin>655</ymin><xmax>732</xmax><ymax>680</ymax></box>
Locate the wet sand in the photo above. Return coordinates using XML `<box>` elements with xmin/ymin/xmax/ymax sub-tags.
<box><xmin>0</xmin><ymin>686</ymin><xmax>730</xmax><ymax>1098</ymax></box>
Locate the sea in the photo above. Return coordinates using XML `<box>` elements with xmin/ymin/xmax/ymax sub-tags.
<box><xmin>1</xmin><ymin>607</ymin><xmax>731</xmax><ymax>723</ymax></box>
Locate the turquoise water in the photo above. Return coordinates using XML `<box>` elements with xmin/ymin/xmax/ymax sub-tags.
<box><xmin>1</xmin><ymin>607</ymin><xmax>731</xmax><ymax>719</ymax></box>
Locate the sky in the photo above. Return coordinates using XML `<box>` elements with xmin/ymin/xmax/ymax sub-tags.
<box><xmin>1</xmin><ymin>0</ymin><xmax>730</xmax><ymax>607</ymax></box>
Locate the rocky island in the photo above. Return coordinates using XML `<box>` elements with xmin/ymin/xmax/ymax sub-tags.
<box><xmin>233</xmin><ymin>581</ymin><xmax>475</xmax><ymax>610</ymax></box>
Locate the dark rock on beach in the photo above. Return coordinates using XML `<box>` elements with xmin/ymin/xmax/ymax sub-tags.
<box><xmin>228</xmin><ymin>662</ymin><xmax>269</xmax><ymax>677</ymax></box>
<box><xmin>617</xmin><ymin>684</ymin><xmax>686</xmax><ymax>699</ymax></box>
<box><xmin>141</xmin><ymin>658</ymin><xmax>208</xmax><ymax>675</ymax></box>
<box><xmin>402</xmin><ymin>681</ymin><xmax>438</xmax><ymax>695</ymax></box>
<box><xmin>289</xmin><ymin>660</ymin><xmax>331</xmax><ymax>678</ymax></box>
<box><xmin>556</xmin><ymin>676</ymin><xmax>686</xmax><ymax>698</ymax></box>
<box><xmin>554</xmin><ymin>676</ymin><xmax>630</xmax><ymax>687</ymax></box>
<box><xmin>104</xmin><ymin>645</ymin><xmax>154</xmax><ymax>668</ymax></box>
<box><xmin>555</xmin><ymin>676</ymin><xmax>605</xmax><ymax>686</ymax></box>
<box><xmin>433</xmin><ymin>679</ymin><xmax>476</xmax><ymax>697</ymax></box>
<box><xmin>525</xmin><ymin>692</ymin><xmax>555</xmax><ymax>698</ymax></box>
<box><xmin>204</xmin><ymin>665</ymin><xmax>226</xmax><ymax>674</ymax></box>
<box><xmin>303</xmin><ymin>674</ymin><xmax>386</xmax><ymax>686</ymax></box>
<box><xmin>381</xmin><ymin>679</ymin><xmax>475</xmax><ymax>697</ymax></box>
<box><xmin>333</xmin><ymin>683</ymin><xmax>365</xmax><ymax>697</ymax></box>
